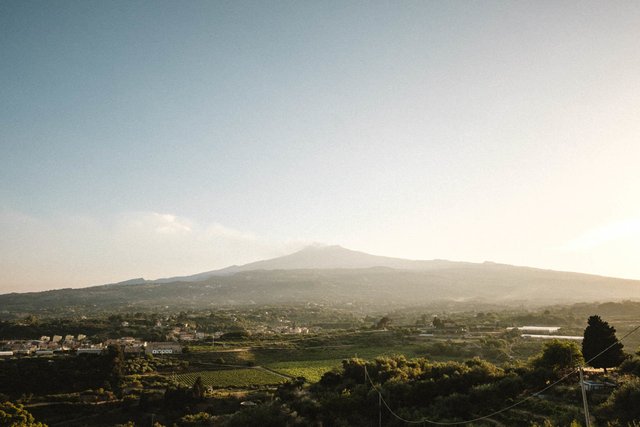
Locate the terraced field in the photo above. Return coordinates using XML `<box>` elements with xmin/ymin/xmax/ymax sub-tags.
<box><xmin>175</xmin><ymin>368</ymin><xmax>286</xmax><ymax>388</ymax></box>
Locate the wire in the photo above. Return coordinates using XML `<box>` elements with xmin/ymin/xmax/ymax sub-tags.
<box><xmin>362</xmin><ymin>324</ymin><xmax>640</xmax><ymax>425</ymax></box>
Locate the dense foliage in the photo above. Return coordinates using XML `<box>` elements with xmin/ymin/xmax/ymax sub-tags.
<box><xmin>582</xmin><ymin>315</ymin><xmax>626</xmax><ymax>371</ymax></box>
<box><xmin>0</xmin><ymin>402</ymin><xmax>46</xmax><ymax>427</ymax></box>
<box><xmin>0</xmin><ymin>346</ymin><xmax>123</xmax><ymax>397</ymax></box>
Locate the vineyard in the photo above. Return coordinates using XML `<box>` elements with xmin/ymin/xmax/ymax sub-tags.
<box><xmin>175</xmin><ymin>368</ymin><xmax>286</xmax><ymax>388</ymax></box>
<box><xmin>266</xmin><ymin>359</ymin><xmax>340</xmax><ymax>383</ymax></box>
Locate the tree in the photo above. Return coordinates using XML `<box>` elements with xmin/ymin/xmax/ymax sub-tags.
<box><xmin>532</xmin><ymin>340</ymin><xmax>584</xmax><ymax>376</ymax></box>
<box><xmin>582</xmin><ymin>315</ymin><xmax>626</xmax><ymax>372</ymax></box>
<box><xmin>598</xmin><ymin>378</ymin><xmax>640</xmax><ymax>424</ymax></box>
<box><xmin>225</xmin><ymin>403</ymin><xmax>303</xmax><ymax>427</ymax></box>
<box><xmin>432</xmin><ymin>316</ymin><xmax>444</xmax><ymax>329</ymax></box>
<box><xmin>376</xmin><ymin>316</ymin><xmax>391</xmax><ymax>329</ymax></box>
<box><xmin>192</xmin><ymin>376</ymin><xmax>206</xmax><ymax>400</ymax></box>
<box><xmin>99</xmin><ymin>345</ymin><xmax>124</xmax><ymax>396</ymax></box>
<box><xmin>180</xmin><ymin>412</ymin><xmax>214</xmax><ymax>426</ymax></box>
<box><xmin>0</xmin><ymin>401</ymin><xmax>47</xmax><ymax>427</ymax></box>
<box><xmin>22</xmin><ymin>315</ymin><xmax>38</xmax><ymax>326</ymax></box>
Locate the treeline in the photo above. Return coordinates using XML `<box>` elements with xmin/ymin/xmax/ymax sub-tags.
<box><xmin>0</xmin><ymin>315</ymin><xmax>168</xmax><ymax>342</ymax></box>
<box><xmin>0</xmin><ymin>346</ymin><xmax>124</xmax><ymax>397</ymax></box>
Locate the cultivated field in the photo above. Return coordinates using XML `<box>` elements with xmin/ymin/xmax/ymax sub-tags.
<box><xmin>175</xmin><ymin>368</ymin><xmax>286</xmax><ymax>388</ymax></box>
<box><xmin>265</xmin><ymin>359</ymin><xmax>341</xmax><ymax>382</ymax></box>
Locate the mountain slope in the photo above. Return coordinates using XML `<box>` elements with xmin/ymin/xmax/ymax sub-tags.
<box><xmin>1</xmin><ymin>246</ymin><xmax>639</xmax><ymax>315</ymax></box>
<box><xmin>154</xmin><ymin>245</ymin><xmax>469</xmax><ymax>283</ymax></box>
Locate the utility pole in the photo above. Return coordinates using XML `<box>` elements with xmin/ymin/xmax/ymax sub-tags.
<box><xmin>363</xmin><ymin>360</ymin><xmax>367</xmax><ymax>387</ymax></box>
<box><xmin>579</xmin><ymin>367</ymin><xmax>591</xmax><ymax>427</ymax></box>
<box><xmin>379</xmin><ymin>392</ymin><xmax>382</xmax><ymax>427</ymax></box>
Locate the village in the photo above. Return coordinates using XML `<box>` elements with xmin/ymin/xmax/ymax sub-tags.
<box><xmin>1</xmin><ymin>320</ymin><xmax>584</xmax><ymax>360</ymax></box>
<box><xmin>0</xmin><ymin>322</ymin><xmax>318</xmax><ymax>358</ymax></box>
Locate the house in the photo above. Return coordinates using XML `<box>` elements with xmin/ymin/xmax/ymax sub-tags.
<box><xmin>583</xmin><ymin>380</ymin><xmax>617</xmax><ymax>392</ymax></box>
<box><xmin>105</xmin><ymin>337</ymin><xmax>138</xmax><ymax>346</ymax></box>
<box><xmin>123</xmin><ymin>345</ymin><xmax>145</xmax><ymax>355</ymax></box>
<box><xmin>177</xmin><ymin>331</ymin><xmax>196</xmax><ymax>341</ymax></box>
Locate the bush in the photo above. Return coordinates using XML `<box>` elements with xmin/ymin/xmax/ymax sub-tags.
<box><xmin>597</xmin><ymin>378</ymin><xmax>640</xmax><ymax>424</ymax></box>
<box><xmin>619</xmin><ymin>357</ymin><xmax>640</xmax><ymax>377</ymax></box>
<box><xmin>0</xmin><ymin>401</ymin><xmax>47</xmax><ymax>427</ymax></box>
<box><xmin>180</xmin><ymin>412</ymin><xmax>214</xmax><ymax>426</ymax></box>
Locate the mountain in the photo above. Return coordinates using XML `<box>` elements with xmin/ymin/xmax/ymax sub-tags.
<box><xmin>153</xmin><ymin>245</ymin><xmax>469</xmax><ymax>283</ymax></box>
<box><xmin>1</xmin><ymin>246</ymin><xmax>640</xmax><ymax>315</ymax></box>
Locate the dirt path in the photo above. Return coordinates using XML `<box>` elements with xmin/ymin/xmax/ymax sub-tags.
<box><xmin>257</xmin><ymin>365</ymin><xmax>294</xmax><ymax>380</ymax></box>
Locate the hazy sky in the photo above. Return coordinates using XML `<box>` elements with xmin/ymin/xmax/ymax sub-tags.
<box><xmin>2</xmin><ymin>1</ymin><xmax>640</xmax><ymax>293</ymax></box>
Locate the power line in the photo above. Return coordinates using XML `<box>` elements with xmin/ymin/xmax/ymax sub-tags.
<box><xmin>363</xmin><ymin>324</ymin><xmax>640</xmax><ymax>425</ymax></box>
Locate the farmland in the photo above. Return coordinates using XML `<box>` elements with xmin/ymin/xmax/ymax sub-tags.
<box><xmin>265</xmin><ymin>359</ymin><xmax>341</xmax><ymax>382</ymax></box>
<box><xmin>5</xmin><ymin>301</ymin><xmax>640</xmax><ymax>426</ymax></box>
<box><xmin>175</xmin><ymin>368</ymin><xmax>287</xmax><ymax>388</ymax></box>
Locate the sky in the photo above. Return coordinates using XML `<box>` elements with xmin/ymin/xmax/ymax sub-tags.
<box><xmin>2</xmin><ymin>1</ymin><xmax>640</xmax><ymax>293</ymax></box>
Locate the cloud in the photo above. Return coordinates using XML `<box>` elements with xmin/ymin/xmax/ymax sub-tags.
<box><xmin>0</xmin><ymin>210</ymin><xmax>305</xmax><ymax>292</ymax></box>
<box><xmin>154</xmin><ymin>214</ymin><xmax>192</xmax><ymax>234</ymax></box>
<box><xmin>113</xmin><ymin>212</ymin><xmax>260</xmax><ymax>242</ymax></box>
<box><xmin>115</xmin><ymin>212</ymin><xmax>193</xmax><ymax>235</ymax></box>
<box><xmin>557</xmin><ymin>218</ymin><xmax>640</xmax><ymax>252</ymax></box>
<box><xmin>204</xmin><ymin>222</ymin><xmax>256</xmax><ymax>241</ymax></box>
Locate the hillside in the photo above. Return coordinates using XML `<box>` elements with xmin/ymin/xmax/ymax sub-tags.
<box><xmin>1</xmin><ymin>246</ymin><xmax>639</xmax><ymax>316</ymax></box>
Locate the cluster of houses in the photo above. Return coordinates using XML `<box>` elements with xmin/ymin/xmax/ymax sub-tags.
<box><xmin>271</xmin><ymin>326</ymin><xmax>311</xmax><ymax>334</ymax></box>
<box><xmin>0</xmin><ymin>335</ymin><xmax>185</xmax><ymax>358</ymax></box>
<box><xmin>247</xmin><ymin>323</ymin><xmax>317</xmax><ymax>335</ymax></box>
<box><xmin>165</xmin><ymin>324</ymin><xmax>220</xmax><ymax>341</ymax></box>
<box><xmin>0</xmin><ymin>334</ymin><xmax>91</xmax><ymax>357</ymax></box>
<box><xmin>0</xmin><ymin>321</ymin><xmax>318</xmax><ymax>358</ymax></box>
<box><xmin>0</xmin><ymin>328</ymin><xmax>203</xmax><ymax>357</ymax></box>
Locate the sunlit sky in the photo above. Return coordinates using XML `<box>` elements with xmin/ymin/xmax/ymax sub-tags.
<box><xmin>2</xmin><ymin>1</ymin><xmax>640</xmax><ymax>293</ymax></box>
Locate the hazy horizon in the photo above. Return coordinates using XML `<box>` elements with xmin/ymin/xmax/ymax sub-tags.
<box><xmin>2</xmin><ymin>1</ymin><xmax>640</xmax><ymax>293</ymax></box>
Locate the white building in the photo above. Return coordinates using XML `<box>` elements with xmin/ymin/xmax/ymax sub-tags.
<box><xmin>145</xmin><ymin>342</ymin><xmax>182</xmax><ymax>355</ymax></box>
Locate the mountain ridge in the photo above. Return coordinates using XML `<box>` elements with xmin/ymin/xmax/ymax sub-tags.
<box><xmin>151</xmin><ymin>245</ymin><xmax>479</xmax><ymax>284</ymax></box>
<box><xmin>1</xmin><ymin>245</ymin><xmax>639</xmax><ymax>315</ymax></box>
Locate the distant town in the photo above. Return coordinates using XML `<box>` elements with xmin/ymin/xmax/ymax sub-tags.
<box><xmin>0</xmin><ymin>320</ymin><xmax>321</xmax><ymax>358</ymax></box>
<box><xmin>0</xmin><ymin>316</ymin><xmax>591</xmax><ymax>360</ymax></box>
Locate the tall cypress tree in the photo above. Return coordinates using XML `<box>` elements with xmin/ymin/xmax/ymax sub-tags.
<box><xmin>192</xmin><ymin>376</ymin><xmax>206</xmax><ymax>400</ymax></box>
<box><xmin>582</xmin><ymin>315</ymin><xmax>626</xmax><ymax>373</ymax></box>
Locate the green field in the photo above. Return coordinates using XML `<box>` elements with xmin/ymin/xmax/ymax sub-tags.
<box><xmin>175</xmin><ymin>368</ymin><xmax>286</xmax><ymax>388</ymax></box>
<box><xmin>266</xmin><ymin>359</ymin><xmax>342</xmax><ymax>383</ymax></box>
<box><xmin>182</xmin><ymin>343</ymin><xmax>425</xmax><ymax>366</ymax></box>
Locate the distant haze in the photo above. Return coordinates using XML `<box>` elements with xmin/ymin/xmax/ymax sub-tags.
<box><xmin>2</xmin><ymin>1</ymin><xmax>640</xmax><ymax>292</ymax></box>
